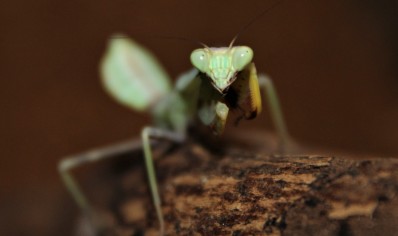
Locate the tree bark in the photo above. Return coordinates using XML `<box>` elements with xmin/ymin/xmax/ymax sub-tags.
<box><xmin>75</xmin><ymin>135</ymin><xmax>398</xmax><ymax>236</ymax></box>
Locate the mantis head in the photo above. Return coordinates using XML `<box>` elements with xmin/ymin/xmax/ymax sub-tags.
<box><xmin>190</xmin><ymin>46</ymin><xmax>253</xmax><ymax>93</ymax></box>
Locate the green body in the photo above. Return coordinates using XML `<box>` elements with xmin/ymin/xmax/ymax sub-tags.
<box><xmin>101</xmin><ymin>37</ymin><xmax>260</xmax><ymax>135</ymax></box>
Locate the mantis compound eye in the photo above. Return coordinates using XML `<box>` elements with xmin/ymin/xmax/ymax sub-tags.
<box><xmin>190</xmin><ymin>49</ymin><xmax>209</xmax><ymax>72</ymax></box>
<box><xmin>232</xmin><ymin>46</ymin><xmax>253</xmax><ymax>71</ymax></box>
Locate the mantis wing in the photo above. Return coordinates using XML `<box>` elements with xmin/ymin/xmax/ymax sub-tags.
<box><xmin>100</xmin><ymin>36</ymin><xmax>172</xmax><ymax>112</ymax></box>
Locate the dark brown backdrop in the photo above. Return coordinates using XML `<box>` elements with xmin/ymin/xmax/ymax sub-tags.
<box><xmin>0</xmin><ymin>0</ymin><xmax>397</xmax><ymax>235</ymax></box>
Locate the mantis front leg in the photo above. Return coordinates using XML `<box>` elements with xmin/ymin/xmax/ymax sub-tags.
<box><xmin>236</xmin><ymin>63</ymin><xmax>291</xmax><ymax>152</ymax></box>
<box><xmin>141</xmin><ymin>126</ymin><xmax>185</xmax><ymax>235</ymax></box>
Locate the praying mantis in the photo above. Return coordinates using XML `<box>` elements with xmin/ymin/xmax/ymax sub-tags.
<box><xmin>59</xmin><ymin>33</ymin><xmax>291</xmax><ymax>235</ymax></box>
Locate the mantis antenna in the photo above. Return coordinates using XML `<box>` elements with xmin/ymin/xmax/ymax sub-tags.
<box><xmin>228</xmin><ymin>0</ymin><xmax>284</xmax><ymax>49</ymax></box>
<box><xmin>111</xmin><ymin>34</ymin><xmax>210</xmax><ymax>49</ymax></box>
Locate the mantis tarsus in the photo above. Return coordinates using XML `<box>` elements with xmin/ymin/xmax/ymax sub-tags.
<box><xmin>59</xmin><ymin>35</ymin><xmax>291</xmax><ymax>235</ymax></box>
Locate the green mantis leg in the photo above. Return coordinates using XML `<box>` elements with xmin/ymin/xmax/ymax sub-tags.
<box><xmin>141</xmin><ymin>126</ymin><xmax>185</xmax><ymax>235</ymax></box>
<box><xmin>58</xmin><ymin>139</ymin><xmax>142</xmax><ymax>229</ymax></box>
<box><xmin>258</xmin><ymin>74</ymin><xmax>291</xmax><ymax>153</ymax></box>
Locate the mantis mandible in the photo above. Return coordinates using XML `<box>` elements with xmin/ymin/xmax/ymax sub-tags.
<box><xmin>59</xmin><ymin>34</ymin><xmax>290</xmax><ymax>235</ymax></box>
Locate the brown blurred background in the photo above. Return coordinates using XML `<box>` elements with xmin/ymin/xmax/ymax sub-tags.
<box><xmin>0</xmin><ymin>0</ymin><xmax>397</xmax><ymax>235</ymax></box>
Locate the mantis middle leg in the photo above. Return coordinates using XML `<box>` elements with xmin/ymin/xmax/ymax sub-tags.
<box><xmin>141</xmin><ymin>126</ymin><xmax>185</xmax><ymax>235</ymax></box>
<box><xmin>59</xmin><ymin>127</ymin><xmax>183</xmax><ymax>235</ymax></box>
<box><xmin>58</xmin><ymin>139</ymin><xmax>142</xmax><ymax>230</ymax></box>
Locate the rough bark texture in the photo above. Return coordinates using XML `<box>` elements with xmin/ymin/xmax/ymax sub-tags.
<box><xmin>75</xmin><ymin>137</ymin><xmax>398</xmax><ymax>236</ymax></box>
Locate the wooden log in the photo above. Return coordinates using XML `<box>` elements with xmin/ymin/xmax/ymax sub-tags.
<box><xmin>73</xmin><ymin>135</ymin><xmax>398</xmax><ymax>236</ymax></box>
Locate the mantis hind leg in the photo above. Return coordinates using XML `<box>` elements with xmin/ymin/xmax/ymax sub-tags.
<box><xmin>58</xmin><ymin>139</ymin><xmax>142</xmax><ymax>232</ymax></box>
<box><xmin>141</xmin><ymin>126</ymin><xmax>185</xmax><ymax>235</ymax></box>
<box><xmin>258</xmin><ymin>74</ymin><xmax>292</xmax><ymax>153</ymax></box>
